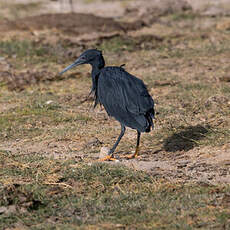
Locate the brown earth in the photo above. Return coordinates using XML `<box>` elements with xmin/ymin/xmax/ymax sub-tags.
<box><xmin>0</xmin><ymin>13</ymin><xmax>145</xmax><ymax>35</ymax></box>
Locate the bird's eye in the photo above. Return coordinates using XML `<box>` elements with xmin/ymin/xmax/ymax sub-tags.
<box><xmin>81</xmin><ymin>56</ymin><xmax>86</xmax><ymax>60</ymax></box>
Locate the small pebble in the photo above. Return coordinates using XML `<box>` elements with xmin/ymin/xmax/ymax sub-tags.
<box><xmin>46</xmin><ymin>100</ymin><xmax>54</xmax><ymax>105</ymax></box>
<box><xmin>0</xmin><ymin>206</ymin><xmax>7</xmax><ymax>214</ymax></box>
<box><xmin>99</xmin><ymin>147</ymin><xmax>110</xmax><ymax>159</ymax></box>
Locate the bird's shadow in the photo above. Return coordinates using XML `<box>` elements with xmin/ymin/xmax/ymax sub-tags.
<box><xmin>163</xmin><ymin>125</ymin><xmax>210</xmax><ymax>152</ymax></box>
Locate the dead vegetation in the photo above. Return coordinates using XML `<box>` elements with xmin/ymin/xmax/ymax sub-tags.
<box><xmin>0</xmin><ymin>0</ymin><xmax>230</xmax><ymax>229</ymax></box>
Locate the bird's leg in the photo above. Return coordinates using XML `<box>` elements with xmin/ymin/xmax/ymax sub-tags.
<box><xmin>98</xmin><ymin>124</ymin><xmax>126</xmax><ymax>161</ymax></box>
<box><xmin>134</xmin><ymin>131</ymin><xmax>141</xmax><ymax>158</ymax></box>
<box><xmin>124</xmin><ymin>131</ymin><xmax>141</xmax><ymax>159</ymax></box>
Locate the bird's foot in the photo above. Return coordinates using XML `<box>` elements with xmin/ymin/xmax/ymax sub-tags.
<box><xmin>120</xmin><ymin>146</ymin><xmax>139</xmax><ymax>160</ymax></box>
<box><xmin>98</xmin><ymin>155</ymin><xmax>117</xmax><ymax>161</ymax></box>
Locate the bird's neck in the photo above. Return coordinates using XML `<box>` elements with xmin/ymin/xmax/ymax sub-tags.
<box><xmin>90</xmin><ymin>57</ymin><xmax>105</xmax><ymax>93</ymax></box>
<box><xmin>90</xmin><ymin>64</ymin><xmax>103</xmax><ymax>94</ymax></box>
<box><xmin>91</xmin><ymin>65</ymin><xmax>101</xmax><ymax>77</ymax></box>
<box><xmin>91</xmin><ymin>65</ymin><xmax>101</xmax><ymax>91</ymax></box>
<box><xmin>91</xmin><ymin>60</ymin><xmax>104</xmax><ymax>77</ymax></box>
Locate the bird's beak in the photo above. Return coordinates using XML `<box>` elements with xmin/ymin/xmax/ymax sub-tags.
<box><xmin>59</xmin><ymin>57</ymin><xmax>83</xmax><ymax>75</ymax></box>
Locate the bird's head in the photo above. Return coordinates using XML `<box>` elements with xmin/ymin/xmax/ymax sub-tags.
<box><xmin>59</xmin><ymin>49</ymin><xmax>104</xmax><ymax>75</ymax></box>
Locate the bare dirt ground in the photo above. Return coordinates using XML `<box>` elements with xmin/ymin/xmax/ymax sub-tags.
<box><xmin>0</xmin><ymin>0</ymin><xmax>229</xmax><ymax>185</ymax></box>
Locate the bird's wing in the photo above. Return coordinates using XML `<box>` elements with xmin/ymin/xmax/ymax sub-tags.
<box><xmin>98</xmin><ymin>67</ymin><xmax>154</xmax><ymax>116</ymax></box>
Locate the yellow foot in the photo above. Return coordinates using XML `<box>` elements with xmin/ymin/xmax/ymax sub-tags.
<box><xmin>98</xmin><ymin>155</ymin><xmax>117</xmax><ymax>161</ymax></box>
<box><xmin>120</xmin><ymin>146</ymin><xmax>140</xmax><ymax>160</ymax></box>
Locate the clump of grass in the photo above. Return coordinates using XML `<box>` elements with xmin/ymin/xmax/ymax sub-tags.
<box><xmin>0</xmin><ymin>40</ymin><xmax>47</xmax><ymax>58</ymax></box>
<box><xmin>0</xmin><ymin>40</ymin><xmax>60</xmax><ymax>65</ymax></box>
<box><xmin>0</xmin><ymin>93</ymin><xmax>91</xmax><ymax>140</ymax></box>
<box><xmin>171</xmin><ymin>12</ymin><xmax>197</xmax><ymax>21</ymax></box>
<box><xmin>0</xmin><ymin>151</ymin><xmax>229</xmax><ymax>229</ymax></box>
<box><xmin>98</xmin><ymin>36</ymin><xmax>136</xmax><ymax>52</ymax></box>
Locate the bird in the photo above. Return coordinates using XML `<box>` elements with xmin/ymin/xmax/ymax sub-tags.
<box><xmin>60</xmin><ymin>49</ymin><xmax>155</xmax><ymax>161</ymax></box>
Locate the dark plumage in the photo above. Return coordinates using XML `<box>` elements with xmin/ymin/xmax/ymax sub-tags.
<box><xmin>60</xmin><ymin>49</ymin><xmax>154</xmax><ymax>160</ymax></box>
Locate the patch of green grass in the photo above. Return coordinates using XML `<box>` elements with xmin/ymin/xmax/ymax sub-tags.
<box><xmin>180</xmin><ymin>82</ymin><xmax>211</xmax><ymax>92</ymax></box>
<box><xmin>0</xmin><ymin>104</ymin><xmax>59</xmax><ymax>127</ymax></box>
<box><xmin>83</xmin><ymin>0</ymin><xmax>95</xmax><ymax>3</ymax></box>
<box><xmin>0</xmin><ymin>93</ymin><xmax>91</xmax><ymax>140</ymax></box>
<box><xmin>0</xmin><ymin>40</ymin><xmax>58</xmax><ymax>64</ymax></box>
<box><xmin>0</xmin><ymin>40</ymin><xmax>46</xmax><ymax>58</ymax></box>
<box><xmin>221</xmin><ymin>84</ymin><xmax>230</xmax><ymax>94</ymax></box>
<box><xmin>98</xmin><ymin>36</ymin><xmax>136</xmax><ymax>52</ymax></box>
<box><xmin>171</xmin><ymin>12</ymin><xmax>197</xmax><ymax>21</ymax></box>
<box><xmin>0</xmin><ymin>151</ymin><xmax>229</xmax><ymax>229</ymax></box>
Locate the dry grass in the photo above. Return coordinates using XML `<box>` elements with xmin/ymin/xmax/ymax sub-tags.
<box><xmin>0</xmin><ymin>150</ymin><xmax>229</xmax><ymax>229</ymax></box>
<box><xmin>0</xmin><ymin>2</ymin><xmax>230</xmax><ymax>229</ymax></box>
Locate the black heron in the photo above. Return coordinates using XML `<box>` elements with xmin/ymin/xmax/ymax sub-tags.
<box><xmin>60</xmin><ymin>49</ymin><xmax>155</xmax><ymax>161</ymax></box>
